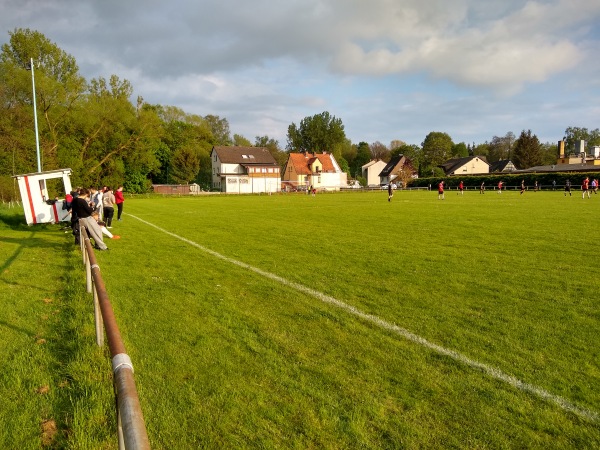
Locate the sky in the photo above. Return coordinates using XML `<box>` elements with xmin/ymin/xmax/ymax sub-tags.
<box><xmin>2</xmin><ymin>0</ymin><xmax>599</xmax><ymax>148</ymax></box>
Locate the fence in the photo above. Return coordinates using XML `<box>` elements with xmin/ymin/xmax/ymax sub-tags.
<box><xmin>79</xmin><ymin>223</ymin><xmax>151</xmax><ymax>450</ymax></box>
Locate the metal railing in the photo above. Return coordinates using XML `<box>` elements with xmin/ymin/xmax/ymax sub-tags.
<box><xmin>79</xmin><ymin>223</ymin><xmax>151</xmax><ymax>450</ymax></box>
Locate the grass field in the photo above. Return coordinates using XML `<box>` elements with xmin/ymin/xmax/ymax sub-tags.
<box><xmin>2</xmin><ymin>189</ymin><xmax>600</xmax><ymax>448</ymax></box>
<box><xmin>0</xmin><ymin>206</ymin><xmax>115</xmax><ymax>449</ymax></box>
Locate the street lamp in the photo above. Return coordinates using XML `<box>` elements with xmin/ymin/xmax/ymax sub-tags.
<box><xmin>26</xmin><ymin>57</ymin><xmax>42</xmax><ymax>172</ymax></box>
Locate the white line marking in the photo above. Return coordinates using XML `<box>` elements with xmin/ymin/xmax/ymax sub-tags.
<box><xmin>128</xmin><ymin>213</ymin><xmax>599</xmax><ymax>423</ymax></box>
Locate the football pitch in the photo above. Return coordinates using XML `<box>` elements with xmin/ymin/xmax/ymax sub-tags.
<box><xmin>95</xmin><ymin>189</ymin><xmax>598</xmax><ymax>448</ymax></box>
<box><xmin>3</xmin><ymin>189</ymin><xmax>599</xmax><ymax>448</ymax></box>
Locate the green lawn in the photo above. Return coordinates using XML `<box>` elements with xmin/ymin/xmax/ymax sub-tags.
<box><xmin>0</xmin><ymin>205</ymin><xmax>115</xmax><ymax>449</ymax></box>
<box><xmin>1</xmin><ymin>189</ymin><xmax>599</xmax><ymax>448</ymax></box>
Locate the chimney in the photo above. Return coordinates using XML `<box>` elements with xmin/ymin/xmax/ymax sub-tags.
<box><xmin>557</xmin><ymin>140</ymin><xmax>565</xmax><ymax>159</ymax></box>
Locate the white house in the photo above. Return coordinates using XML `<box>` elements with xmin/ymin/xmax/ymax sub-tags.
<box><xmin>211</xmin><ymin>146</ymin><xmax>280</xmax><ymax>194</ymax></box>
<box><xmin>282</xmin><ymin>152</ymin><xmax>347</xmax><ymax>191</ymax></box>
<box><xmin>361</xmin><ymin>160</ymin><xmax>387</xmax><ymax>186</ymax></box>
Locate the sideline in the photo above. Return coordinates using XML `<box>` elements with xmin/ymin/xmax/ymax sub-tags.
<box><xmin>128</xmin><ymin>213</ymin><xmax>598</xmax><ymax>423</ymax></box>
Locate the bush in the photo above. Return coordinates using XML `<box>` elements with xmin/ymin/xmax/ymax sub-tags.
<box><xmin>0</xmin><ymin>176</ymin><xmax>20</xmax><ymax>202</ymax></box>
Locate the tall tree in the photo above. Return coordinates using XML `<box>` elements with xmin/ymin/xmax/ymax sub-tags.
<box><xmin>513</xmin><ymin>130</ymin><xmax>542</xmax><ymax>169</ymax></box>
<box><xmin>390</xmin><ymin>139</ymin><xmax>405</xmax><ymax>150</ymax></box>
<box><xmin>341</xmin><ymin>141</ymin><xmax>357</xmax><ymax>166</ymax></box>
<box><xmin>233</xmin><ymin>134</ymin><xmax>252</xmax><ymax>146</ymax></box>
<box><xmin>285</xmin><ymin>111</ymin><xmax>346</xmax><ymax>153</ymax></box>
<box><xmin>170</xmin><ymin>145</ymin><xmax>200</xmax><ymax>183</ymax></box>
<box><xmin>370</xmin><ymin>141</ymin><xmax>390</xmax><ymax>161</ymax></box>
<box><xmin>0</xmin><ymin>28</ymin><xmax>86</xmax><ymax>173</ymax></box>
<box><xmin>351</xmin><ymin>141</ymin><xmax>372</xmax><ymax>177</ymax></box>
<box><xmin>487</xmin><ymin>132</ymin><xmax>516</xmax><ymax>162</ymax></box>
<box><xmin>421</xmin><ymin>131</ymin><xmax>453</xmax><ymax>171</ymax></box>
<box><xmin>451</xmin><ymin>142</ymin><xmax>469</xmax><ymax>158</ymax></box>
<box><xmin>540</xmin><ymin>141</ymin><xmax>559</xmax><ymax>165</ymax></box>
<box><xmin>255</xmin><ymin>135</ymin><xmax>287</xmax><ymax>167</ymax></box>
<box><xmin>204</xmin><ymin>114</ymin><xmax>231</xmax><ymax>145</ymax></box>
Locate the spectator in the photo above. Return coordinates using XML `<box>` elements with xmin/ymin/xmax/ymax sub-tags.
<box><xmin>115</xmin><ymin>186</ymin><xmax>125</xmax><ymax>220</ymax></box>
<box><xmin>102</xmin><ymin>187</ymin><xmax>116</xmax><ymax>227</ymax></box>
<box><xmin>71</xmin><ymin>188</ymin><xmax>108</xmax><ymax>251</ymax></box>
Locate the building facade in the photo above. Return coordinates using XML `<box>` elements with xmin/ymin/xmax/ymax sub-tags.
<box><xmin>361</xmin><ymin>160</ymin><xmax>387</xmax><ymax>186</ymax></box>
<box><xmin>439</xmin><ymin>156</ymin><xmax>490</xmax><ymax>176</ymax></box>
<box><xmin>211</xmin><ymin>146</ymin><xmax>280</xmax><ymax>194</ymax></box>
<box><xmin>282</xmin><ymin>152</ymin><xmax>347</xmax><ymax>191</ymax></box>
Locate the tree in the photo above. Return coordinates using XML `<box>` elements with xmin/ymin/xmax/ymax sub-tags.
<box><xmin>563</xmin><ymin>126</ymin><xmax>600</xmax><ymax>154</ymax></box>
<box><xmin>540</xmin><ymin>141</ymin><xmax>559</xmax><ymax>165</ymax></box>
<box><xmin>204</xmin><ymin>114</ymin><xmax>231</xmax><ymax>145</ymax></box>
<box><xmin>233</xmin><ymin>134</ymin><xmax>252</xmax><ymax>146</ymax></box>
<box><xmin>351</xmin><ymin>141</ymin><xmax>372</xmax><ymax>177</ymax></box>
<box><xmin>390</xmin><ymin>139</ymin><xmax>405</xmax><ymax>150</ymax></box>
<box><xmin>395</xmin><ymin>160</ymin><xmax>416</xmax><ymax>188</ymax></box>
<box><xmin>473</xmin><ymin>142</ymin><xmax>490</xmax><ymax>159</ymax></box>
<box><xmin>370</xmin><ymin>141</ymin><xmax>390</xmax><ymax>161</ymax></box>
<box><xmin>513</xmin><ymin>130</ymin><xmax>542</xmax><ymax>169</ymax></box>
<box><xmin>451</xmin><ymin>142</ymin><xmax>469</xmax><ymax>158</ymax></box>
<box><xmin>488</xmin><ymin>132</ymin><xmax>516</xmax><ymax>162</ymax></box>
<box><xmin>170</xmin><ymin>145</ymin><xmax>199</xmax><ymax>183</ymax></box>
<box><xmin>255</xmin><ymin>135</ymin><xmax>287</xmax><ymax>168</ymax></box>
<box><xmin>421</xmin><ymin>131</ymin><xmax>453</xmax><ymax>171</ymax></box>
<box><xmin>0</xmin><ymin>28</ymin><xmax>86</xmax><ymax>173</ymax></box>
<box><xmin>285</xmin><ymin>111</ymin><xmax>346</xmax><ymax>153</ymax></box>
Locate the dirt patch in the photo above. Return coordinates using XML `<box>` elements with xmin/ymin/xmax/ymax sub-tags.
<box><xmin>41</xmin><ymin>419</ymin><xmax>57</xmax><ymax>446</ymax></box>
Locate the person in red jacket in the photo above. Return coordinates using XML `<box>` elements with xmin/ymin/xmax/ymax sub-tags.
<box><xmin>115</xmin><ymin>185</ymin><xmax>125</xmax><ymax>220</ymax></box>
<box><xmin>498</xmin><ymin>180</ymin><xmax>503</xmax><ymax>194</ymax></box>
<box><xmin>458</xmin><ymin>180</ymin><xmax>464</xmax><ymax>195</ymax></box>
<box><xmin>438</xmin><ymin>181</ymin><xmax>445</xmax><ymax>200</ymax></box>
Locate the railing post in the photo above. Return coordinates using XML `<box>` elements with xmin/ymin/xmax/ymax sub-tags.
<box><xmin>80</xmin><ymin>221</ymin><xmax>85</xmax><ymax>264</ymax></box>
<box><xmin>85</xmin><ymin>252</ymin><xmax>92</xmax><ymax>293</ymax></box>
<box><xmin>93</xmin><ymin>281</ymin><xmax>104</xmax><ymax>347</ymax></box>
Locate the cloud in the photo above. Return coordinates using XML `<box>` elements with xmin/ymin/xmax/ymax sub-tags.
<box><xmin>330</xmin><ymin>0</ymin><xmax>597</xmax><ymax>93</ymax></box>
<box><xmin>1</xmin><ymin>0</ymin><xmax>599</xmax><ymax>146</ymax></box>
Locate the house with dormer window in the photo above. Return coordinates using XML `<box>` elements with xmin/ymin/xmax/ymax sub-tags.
<box><xmin>211</xmin><ymin>146</ymin><xmax>280</xmax><ymax>193</ymax></box>
<box><xmin>282</xmin><ymin>152</ymin><xmax>347</xmax><ymax>191</ymax></box>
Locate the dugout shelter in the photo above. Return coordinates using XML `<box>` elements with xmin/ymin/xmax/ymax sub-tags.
<box><xmin>13</xmin><ymin>168</ymin><xmax>73</xmax><ymax>225</ymax></box>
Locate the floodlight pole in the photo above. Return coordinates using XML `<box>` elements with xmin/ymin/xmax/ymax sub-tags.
<box><xmin>29</xmin><ymin>57</ymin><xmax>42</xmax><ymax>173</ymax></box>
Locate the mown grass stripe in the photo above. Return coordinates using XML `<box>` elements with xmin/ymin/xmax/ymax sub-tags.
<box><xmin>128</xmin><ymin>212</ymin><xmax>599</xmax><ymax>423</ymax></box>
